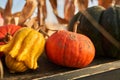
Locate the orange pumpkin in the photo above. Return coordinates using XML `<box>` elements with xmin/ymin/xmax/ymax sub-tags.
<box><xmin>45</xmin><ymin>30</ymin><xmax>95</xmax><ymax>68</ymax></box>
<box><xmin>0</xmin><ymin>24</ymin><xmax>21</xmax><ymax>45</ymax></box>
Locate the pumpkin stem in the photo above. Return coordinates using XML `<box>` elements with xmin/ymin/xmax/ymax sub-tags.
<box><xmin>73</xmin><ymin>21</ymin><xmax>80</xmax><ymax>33</ymax></box>
<box><xmin>4</xmin><ymin>33</ymin><xmax>13</xmax><ymax>43</ymax></box>
<box><xmin>73</xmin><ymin>13</ymin><xmax>81</xmax><ymax>33</ymax></box>
<box><xmin>0</xmin><ymin>33</ymin><xmax>12</xmax><ymax>43</ymax></box>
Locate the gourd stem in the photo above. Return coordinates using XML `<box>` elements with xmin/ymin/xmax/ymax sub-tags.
<box><xmin>73</xmin><ymin>21</ymin><xmax>80</xmax><ymax>33</ymax></box>
<box><xmin>73</xmin><ymin>13</ymin><xmax>82</xmax><ymax>33</ymax></box>
<box><xmin>39</xmin><ymin>29</ymin><xmax>50</xmax><ymax>37</ymax></box>
<box><xmin>36</xmin><ymin>26</ymin><xmax>50</xmax><ymax>37</ymax></box>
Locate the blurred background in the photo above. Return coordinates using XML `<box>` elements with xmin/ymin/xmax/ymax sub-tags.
<box><xmin>0</xmin><ymin>0</ymin><xmax>98</xmax><ymax>23</ymax></box>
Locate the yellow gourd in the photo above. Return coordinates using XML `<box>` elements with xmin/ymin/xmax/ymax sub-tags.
<box><xmin>0</xmin><ymin>27</ymin><xmax>45</xmax><ymax>73</ymax></box>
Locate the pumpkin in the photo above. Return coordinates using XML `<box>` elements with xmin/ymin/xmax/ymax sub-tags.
<box><xmin>100</xmin><ymin>5</ymin><xmax>120</xmax><ymax>58</ymax></box>
<box><xmin>0</xmin><ymin>24</ymin><xmax>21</xmax><ymax>45</ymax></box>
<box><xmin>45</xmin><ymin>30</ymin><xmax>95</xmax><ymax>68</ymax></box>
<box><xmin>0</xmin><ymin>27</ymin><xmax>45</xmax><ymax>73</ymax></box>
<box><xmin>68</xmin><ymin>6</ymin><xmax>105</xmax><ymax>56</ymax></box>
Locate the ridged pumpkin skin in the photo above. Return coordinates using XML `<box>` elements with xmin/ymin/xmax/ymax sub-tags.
<box><xmin>0</xmin><ymin>24</ymin><xmax>21</xmax><ymax>45</ymax></box>
<box><xmin>100</xmin><ymin>5</ymin><xmax>120</xmax><ymax>58</ymax></box>
<box><xmin>45</xmin><ymin>30</ymin><xmax>95</xmax><ymax>68</ymax></box>
<box><xmin>68</xmin><ymin>6</ymin><xmax>105</xmax><ymax>56</ymax></box>
<box><xmin>0</xmin><ymin>27</ymin><xmax>45</xmax><ymax>73</ymax></box>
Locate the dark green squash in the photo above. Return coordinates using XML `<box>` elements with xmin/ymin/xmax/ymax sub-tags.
<box><xmin>100</xmin><ymin>5</ymin><xmax>120</xmax><ymax>58</ymax></box>
<box><xmin>68</xmin><ymin>6</ymin><xmax>105</xmax><ymax>56</ymax></box>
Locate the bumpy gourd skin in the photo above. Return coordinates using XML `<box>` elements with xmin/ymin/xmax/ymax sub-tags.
<box><xmin>0</xmin><ymin>27</ymin><xmax>45</xmax><ymax>73</ymax></box>
<box><xmin>5</xmin><ymin>54</ymin><xmax>28</xmax><ymax>73</ymax></box>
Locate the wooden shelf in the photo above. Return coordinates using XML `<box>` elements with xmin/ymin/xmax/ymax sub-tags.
<box><xmin>2</xmin><ymin>53</ymin><xmax>119</xmax><ymax>80</ymax></box>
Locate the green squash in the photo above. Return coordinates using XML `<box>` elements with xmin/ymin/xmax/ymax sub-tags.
<box><xmin>100</xmin><ymin>5</ymin><xmax>120</xmax><ymax>58</ymax></box>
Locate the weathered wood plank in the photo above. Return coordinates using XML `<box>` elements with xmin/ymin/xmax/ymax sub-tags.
<box><xmin>34</xmin><ymin>60</ymin><xmax>120</xmax><ymax>80</ymax></box>
<box><xmin>2</xmin><ymin>53</ymin><xmax>118</xmax><ymax>80</ymax></box>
